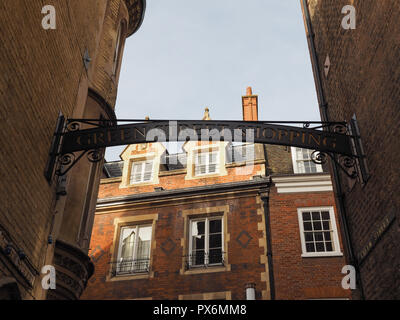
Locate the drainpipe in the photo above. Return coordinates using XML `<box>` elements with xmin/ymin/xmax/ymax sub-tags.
<box><xmin>261</xmin><ymin>145</ymin><xmax>275</xmax><ymax>300</ymax></box>
<box><xmin>301</xmin><ymin>0</ymin><xmax>365</xmax><ymax>299</ymax></box>
<box><xmin>260</xmin><ymin>185</ymin><xmax>275</xmax><ymax>300</ymax></box>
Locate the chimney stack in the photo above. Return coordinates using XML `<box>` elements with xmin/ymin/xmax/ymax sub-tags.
<box><xmin>242</xmin><ymin>86</ymin><xmax>258</xmax><ymax>121</ymax></box>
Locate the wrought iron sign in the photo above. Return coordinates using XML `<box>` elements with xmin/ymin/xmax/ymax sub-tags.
<box><xmin>45</xmin><ymin>116</ymin><xmax>366</xmax><ymax>180</ymax></box>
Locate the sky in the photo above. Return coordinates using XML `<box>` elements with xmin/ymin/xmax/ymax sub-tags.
<box><xmin>105</xmin><ymin>0</ymin><xmax>320</xmax><ymax>161</ymax></box>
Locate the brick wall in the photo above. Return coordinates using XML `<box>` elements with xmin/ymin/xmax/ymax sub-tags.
<box><xmin>0</xmin><ymin>0</ymin><xmax>109</xmax><ymax>298</ymax></box>
<box><xmin>82</xmin><ymin>194</ymin><xmax>268</xmax><ymax>300</ymax></box>
<box><xmin>0</xmin><ymin>0</ymin><xmax>144</xmax><ymax>299</ymax></box>
<box><xmin>302</xmin><ymin>0</ymin><xmax>400</xmax><ymax>299</ymax></box>
<box><xmin>269</xmin><ymin>185</ymin><xmax>350</xmax><ymax>299</ymax></box>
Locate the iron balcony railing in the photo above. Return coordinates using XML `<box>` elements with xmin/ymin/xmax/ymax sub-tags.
<box><xmin>184</xmin><ymin>251</ymin><xmax>226</xmax><ymax>270</ymax></box>
<box><xmin>110</xmin><ymin>258</ymin><xmax>150</xmax><ymax>276</ymax></box>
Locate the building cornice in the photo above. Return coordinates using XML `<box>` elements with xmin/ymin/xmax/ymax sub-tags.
<box><xmin>124</xmin><ymin>0</ymin><xmax>146</xmax><ymax>37</ymax></box>
<box><xmin>97</xmin><ymin>177</ymin><xmax>271</xmax><ymax>209</ymax></box>
<box><xmin>272</xmin><ymin>173</ymin><xmax>333</xmax><ymax>193</ymax></box>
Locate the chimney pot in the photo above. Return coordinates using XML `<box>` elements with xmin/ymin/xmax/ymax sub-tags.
<box><xmin>242</xmin><ymin>87</ymin><xmax>258</xmax><ymax>121</ymax></box>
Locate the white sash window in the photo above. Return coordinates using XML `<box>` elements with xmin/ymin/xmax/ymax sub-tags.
<box><xmin>291</xmin><ymin>147</ymin><xmax>323</xmax><ymax>174</ymax></box>
<box><xmin>116</xmin><ymin>225</ymin><xmax>152</xmax><ymax>274</ymax></box>
<box><xmin>194</xmin><ymin>151</ymin><xmax>219</xmax><ymax>176</ymax></box>
<box><xmin>130</xmin><ymin>160</ymin><xmax>153</xmax><ymax>184</ymax></box>
<box><xmin>189</xmin><ymin>217</ymin><xmax>223</xmax><ymax>267</ymax></box>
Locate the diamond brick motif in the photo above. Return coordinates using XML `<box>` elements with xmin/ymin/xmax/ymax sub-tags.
<box><xmin>160</xmin><ymin>237</ymin><xmax>176</xmax><ymax>256</ymax></box>
<box><xmin>236</xmin><ymin>230</ymin><xmax>252</xmax><ymax>248</ymax></box>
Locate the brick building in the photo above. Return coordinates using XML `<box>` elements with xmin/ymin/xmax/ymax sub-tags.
<box><xmin>82</xmin><ymin>88</ymin><xmax>350</xmax><ymax>300</ymax></box>
<box><xmin>300</xmin><ymin>1</ymin><xmax>400</xmax><ymax>299</ymax></box>
<box><xmin>0</xmin><ymin>1</ymin><xmax>146</xmax><ymax>299</ymax></box>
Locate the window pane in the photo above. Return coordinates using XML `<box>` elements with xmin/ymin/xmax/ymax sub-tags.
<box><xmin>325</xmin><ymin>242</ymin><xmax>333</xmax><ymax>251</ymax></box>
<box><xmin>304</xmin><ymin>232</ymin><xmax>314</xmax><ymax>242</ymax></box>
<box><xmin>137</xmin><ymin>226</ymin><xmax>151</xmax><ymax>260</ymax></box>
<box><xmin>133</xmin><ymin>162</ymin><xmax>143</xmax><ymax>182</ymax></box>
<box><xmin>297</xmin><ymin>161</ymin><xmax>305</xmax><ymax>173</ymax></box>
<box><xmin>119</xmin><ymin>227</ymin><xmax>136</xmax><ymax>273</ymax></box>
<box><xmin>321</xmin><ymin>211</ymin><xmax>330</xmax><ymax>220</ymax></box>
<box><xmin>313</xmin><ymin>221</ymin><xmax>322</xmax><ymax>230</ymax></box>
<box><xmin>324</xmin><ymin>232</ymin><xmax>332</xmax><ymax>241</ymax></box>
<box><xmin>316</xmin><ymin>242</ymin><xmax>325</xmax><ymax>252</ymax></box>
<box><xmin>311</xmin><ymin>211</ymin><xmax>321</xmax><ymax>220</ymax></box>
<box><xmin>209</xmin><ymin>248</ymin><xmax>222</xmax><ymax>264</ymax></box>
<box><xmin>197</xmin><ymin>165</ymin><xmax>207</xmax><ymax>174</ymax></box>
<box><xmin>120</xmin><ymin>228</ymin><xmax>135</xmax><ymax>260</ymax></box>
<box><xmin>196</xmin><ymin>221</ymin><xmax>205</xmax><ymax>235</ymax></box>
<box><xmin>306</xmin><ymin>243</ymin><xmax>315</xmax><ymax>252</ymax></box>
<box><xmin>314</xmin><ymin>232</ymin><xmax>323</xmax><ymax>241</ymax></box>
<box><xmin>304</xmin><ymin>161</ymin><xmax>314</xmax><ymax>173</ymax></box>
<box><xmin>193</xmin><ymin>235</ymin><xmax>205</xmax><ymax>250</ymax></box>
<box><xmin>209</xmin><ymin>234</ymin><xmax>222</xmax><ymax>249</ymax></box>
<box><xmin>210</xmin><ymin>152</ymin><xmax>218</xmax><ymax>164</ymax></box>
<box><xmin>322</xmin><ymin>221</ymin><xmax>330</xmax><ymax>230</ymax></box>
<box><xmin>303</xmin><ymin>222</ymin><xmax>312</xmax><ymax>231</ymax></box>
<box><xmin>209</xmin><ymin>219</ymin><xmax>222</xmax><ymax>233</ymax></box>
<box><xmin>193</xmin><ymin>250</ymin><xmax>205</xmax><ymax>265</ymax></box>
<box><xmin>302</xmin><ymin>212</ymin><xmax>311</xmax><ymax>221</ymax></box>
<box><xmin>197</xmin><ymin>153</ymin><xmax>206</xmax><ymax>165</ymax></box>
<box><xmin>143</xmin><ymin>162</ymin><xmax>153</xmax><ymax>181</ymax></box>
<box><xmin>192</xmin><ymin>221</ymin><xmax>205</xmax><ymax>250</ymax></box>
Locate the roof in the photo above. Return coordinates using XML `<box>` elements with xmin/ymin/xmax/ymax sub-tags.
<box><xmin>104</xmin><ymin>161</ymin><xmax>124</xmax><ymax>178</ymax></box>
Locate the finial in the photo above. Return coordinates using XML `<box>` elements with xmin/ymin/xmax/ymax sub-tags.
<box><xmin>202</xmin><ymin>108</ymin><xmax>211</xmax><ymax>120</ymax></box>
<box><xmin>246</xmin><ymin>87</ymin><xmax>253</xmax><ymax>95</ymax></box>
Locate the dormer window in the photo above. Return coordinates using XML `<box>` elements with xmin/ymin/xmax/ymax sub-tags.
<box><xmin>194</xmin><ymin>151</ymin><xmax>219</xmax><ymax>176</ymax></box>
<box><xmin>130</xmin><ymin>160</ymin><xmax>153</xmax><ymax>184</ymax></box>
<box><xmin>291</xmin><ymin>147</ymin><xmax>323</xmax><ymax>174</ymax></box>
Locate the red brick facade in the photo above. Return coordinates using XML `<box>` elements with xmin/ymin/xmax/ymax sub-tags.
<box><xmin>269</xmin><ymin>186</ymin><xmax>348</xmax><ymax>299</ymax></box>
<box><xmin>82</xmin><ymin>88</ymin><xmax>350</xmax><ymax>300</ymax></box>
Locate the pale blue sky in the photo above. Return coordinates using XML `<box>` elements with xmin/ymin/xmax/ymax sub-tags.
<box><xmin>105</xmin><ymin>0</ymin><xmax>319</xmax><ymax>161</ymax></box>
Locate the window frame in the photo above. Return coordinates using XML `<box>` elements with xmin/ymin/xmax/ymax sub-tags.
<box><xmin>129</xmin><ymin>159</ymin><xmax>154</xmax><ymax>184</ymax></box>
<box><xmin>115</xmin><ymin>224</ymin><xmax>153</xmax><ymax>275</ymax></box>
<box><xmin>188</xmin><ymin>216</ymin><xmax>224</xmax><ymax>268</ymax></box>
<box><xmin>297</xmin><ymin>207</ymin><xmax>343</xmax><ymax>258</ymax></box>
<box><xmin>193</xmin><ymin>150</ymin><xmax>220</xmax><ymax>176</ymax></box>
<box><xmin>291</xmin><ymin>147</ymin><xmax>323</xmax><ymax>174</ymax></box>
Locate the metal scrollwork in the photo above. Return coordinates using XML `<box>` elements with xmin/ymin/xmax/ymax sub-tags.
<box><xmin>303</xmin><ymin>122</ymin><xmax>310</xmax><ymax>129</ymax></box>
<box><xmin>55</xmin><ymin>150</ymin><xmax>89</xmax><ymax>176</ymax></box>
<box><xmin>332</xmin><ymin>124</ymin><xmax>348</xmax><ymax>134</ymax></box>
<box><xmin>87</xmin><ymin>149</ymin><xmax>102</xmax><ymax>163</ymax></box>
<box><xmin>66</xmin><ymin>121</ymin><xmax>81</xmax><ymax>132</ymax></box>
<box><xmin>337</xmin><ymin>155</ymin><xmax>358</xmax><ymax>178</ymax></box>
<box><xmin>59</xmin><ymin>153</ymin><xmax>75</xmax><ymax>166</ymax></box>
<box><xmin>311</xmin><ymin>151</ymin><xmax>328</xmax><ymax>165</ymax></box>
<box><xmin>339</xmin><ymin>155</ymin><xmax>356</xmax><ymax>168</ymax></box>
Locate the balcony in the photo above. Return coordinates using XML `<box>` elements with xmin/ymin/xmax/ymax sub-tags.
<box><xmin>110</xmin><ymin>258</ymin><xmax>150</xmax><ymax>276</ymax></box>
<box><xmin>184</xmin><ymin>251</ymin><xmax>226</xmax><ymax>270</ymax></box>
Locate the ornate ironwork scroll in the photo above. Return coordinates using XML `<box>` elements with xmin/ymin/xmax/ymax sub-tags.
<box><xmin>46</xmin><ymin>118</ymin><xmax>364</xmax><ymax>179</ymax></box>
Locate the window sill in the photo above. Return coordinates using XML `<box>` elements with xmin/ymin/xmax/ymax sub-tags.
<box><xmin>301</xmin><ymin>252</ymin><xmax>343</xmax><ymax>258</ymax></box>
<box><xmin>107</xmin><ymin>272</ymin><xmax>152</xmax><ymax>282</ymax></box>
<box><xmin>181</xmin><ymin>265</ymin><xmax>231</xmax><ymax>275</ymax></box>
<box><xmin>120</xmin><ymin>180</ymin><xmax>157</xmax><ymax>188</ymax></box>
